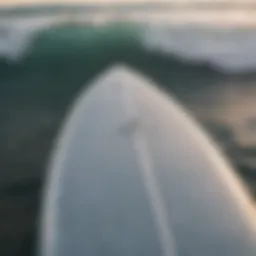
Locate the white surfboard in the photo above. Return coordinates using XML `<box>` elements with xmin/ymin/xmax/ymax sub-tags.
<box><xmin>39</xmin><ymin>65</ymin><xmax>256</xmax><ymax>256</ymax></box>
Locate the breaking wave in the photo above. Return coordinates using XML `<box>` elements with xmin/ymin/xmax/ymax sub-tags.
<box><xmin>1</xmin><ymin>14</ymin><xmax>256</xmax><ymax>74</ymax></box>
<box><xmin>143</xmin><ymin>25</ymin><xmax>256</xmax><ymax>74</ymax></box>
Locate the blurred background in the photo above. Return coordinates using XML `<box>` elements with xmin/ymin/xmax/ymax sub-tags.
<box><xmin>0</xmin><ymin>0</ymin><xmax>256</xmax><ymax>255</ymax></box>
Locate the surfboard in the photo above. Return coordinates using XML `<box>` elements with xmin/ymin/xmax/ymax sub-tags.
<box><xmin>39</xmin><ymin>65</ymin><xmax>256</xmax><ymax>256</ymax></box>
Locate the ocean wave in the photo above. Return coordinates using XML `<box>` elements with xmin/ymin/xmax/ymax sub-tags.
<box><xmin>1</xmin><ymin>17</ymin><xmax>256</xmax><ymax>74</ymax></box>
<box><xmin>142</xmin><ymin>25</ymin><xmax>256</xmax><ymax>73</ymax></box>
<box><xmin>0</xmin><ymin>18</ymin><xmax>61</xmax><ymax>62</ymax></box>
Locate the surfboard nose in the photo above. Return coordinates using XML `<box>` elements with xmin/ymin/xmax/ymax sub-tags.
<box><xmin>40</xmin><ymin>64</ymin><xmax>256</xmax><ymax>256</ymax></box>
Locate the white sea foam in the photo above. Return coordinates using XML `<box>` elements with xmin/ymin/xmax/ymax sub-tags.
<box><xmin>142</xmin><ymin>24</ymin><xmax>256</xmax><ymax>73</ymax></box>
<box><xmin>0</xmin><ymin>17</ymin><xmax>61</xmax><ymax>62</ymax></box>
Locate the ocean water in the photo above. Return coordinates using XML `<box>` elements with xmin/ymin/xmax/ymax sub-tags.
<box><xmin>0</xmin><ymin>9</ymin><xmax>256</xmax><ymax>256</ymax></box>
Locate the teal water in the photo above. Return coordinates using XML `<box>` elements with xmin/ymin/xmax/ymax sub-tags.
<box><xmin>0</xmin><ymin>22</ymin><xmax>255</xmax><ymax>256</ymax></box>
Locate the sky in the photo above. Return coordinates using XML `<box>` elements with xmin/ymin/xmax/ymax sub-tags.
<box><xmin>1</xmin><ymin>0</ymin><xmax>175</xmax><ymax>5</ymax></box>
<box><xmin>0</xmin><ymin>0</ymin><xmax>250</xmax><ymax>7</ymax></box>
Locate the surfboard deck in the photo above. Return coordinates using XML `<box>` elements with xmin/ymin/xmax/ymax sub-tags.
<box><xmin>39</xmin><ymin>65</ymin><xmax>256</xmax><ymax>256</ymax></box>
